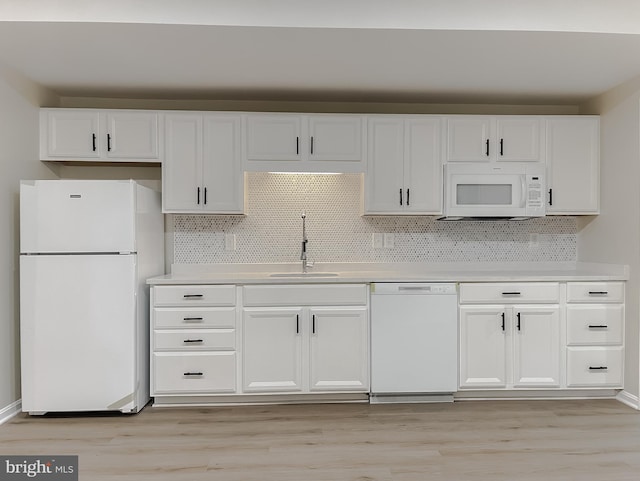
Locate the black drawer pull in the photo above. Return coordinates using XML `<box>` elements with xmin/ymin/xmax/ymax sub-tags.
<box><xmin>183</xmin><ymin>339</ymin><xmax>204</xmax><ymax>343</ymax></box>
<box><xmin>183</xmin><ymin>317</ymin><xmax>204</xmax><ymax>322</ymax></box>
<box><xmin>183</xmin><ymin>372</ymin><xmax>203</xmax><ymax>376</ymax></box>
<box><xmin>183</xmin><ymin>294</ymin><xmax>204</xmax><ymax>298</ymax></box>
<box><xmin>588</xmin><ymin>366</ymin><xmax>608</xmax><ymax>371</ymax></box>
<box><xmin>588</xmin><ymin>291</ymin><xmax>608</xmax><ymax>295</ymax></box>
<box><xmin>502</xmin><ymin>291</ymin><xmax>521</xmax><ymax>296</ymax></box>
<box><xmin>588</xmin><ymin>325</ymin><xmax>608</xmax><ymax>329</ymax></box>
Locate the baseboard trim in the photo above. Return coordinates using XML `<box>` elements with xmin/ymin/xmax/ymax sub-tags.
<box><xmin>0</xmin><ymin>399</ymin><xmax>22</xmax><ymax>425</ymax></box>
<box><xmin>616</xmin><ymin>390</ymin><xmax>640</xmax><ymax>410</ymax></box>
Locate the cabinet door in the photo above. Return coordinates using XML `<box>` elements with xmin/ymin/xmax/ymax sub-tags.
<box><xmin>308</xmin><ymin>307</ymin><xmax>369</xmax><ymax>392</ymax></box>
<box><xmin>496</xmin><ymin>117</ymin><xmax>543</xmax><ymax>162</ymax></box>
<box><xmin>308</xmin><ymin>115</ymin><xmax>362</xmax><ymax>161</ymax></box>
<box><xmin>546</xmin><ymin>117</ymin><xmax>600</xmax><ymax>214</ymax></box>
<box><xmin>245</xmin><ymin>114</ymin><xmax>302</xmax><ymax>161</ymax></box>
<box><xmin>105</xmin><ymin>111</ymin><xmax>159</xmax><ymax>160</ymax></box>
<box><xmin>202</xmin><ymin>114</ymin><xmax>244</xmax><ymax>213</ymax></box>
<box><xmin>364</xmin><ymin>117</ymin><xmax>405</xmax><ymax>213</ymax></box>
<box><xmin>512</xmin><ymin>306</ymin><xmax>560</xmax><ymax>387</ymax></box>
<box><xmin>404</xmin><ymin>117</ymin><xmax>443</xmax><ymax>214</ymax></box>
<box><xmin>459</xmin><ymin>306</ymin><xmax>507</xmax><ymax>388</ymax></box>
<box><xmin>44</xmin><ymin>109</ymin><xmax>101</xmax><ymax>158</ymax></box>
<box><xmin>162</xmin><ymin>114</ymin><xmax>203</xmax><ymax>212</ymax></box>
<box><xmin>446</xmin><ymin>116</ymin><xmax>493</xmax><ymax>162</ymax></box>
<box><xmin>242</xmin><ymin>308</ymin><xmax>303</xmax><ymax>392</ymax></box>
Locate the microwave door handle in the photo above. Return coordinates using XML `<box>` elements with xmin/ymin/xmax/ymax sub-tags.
<box><xmin>520</xmin><ymin>176</ymin><xmax>527</xmax><ymax>207</ymax></box>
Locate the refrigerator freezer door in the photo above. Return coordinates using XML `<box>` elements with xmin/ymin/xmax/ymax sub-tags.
<box><xmin>20</xmin><ymin>254</ymin><xmax>142</xmax><ymax>413</ymax></box>
<box><xmin>20</xmin><ymin>180</ymin><xmax>136</xmax><ymax>253</ymax></box>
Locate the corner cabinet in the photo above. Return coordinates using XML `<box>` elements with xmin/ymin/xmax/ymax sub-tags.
<box><xmin>364</xmin><ymin>116</ymin><xmax>443</xmax><ymax>215</ymax></box>
<box><xmin>243</xmin><ymin>113</ymin><xmax>366</xmax><ymax>173</ymax></box>
<box><xmin>241</xmin><ymin>284</ymin><xmax>369</xmax><ymax>394</ymax></box>
<box><xmin>163</xmin><ymin>112</ymin><xmax>244</xmax><ymax>214</ymax></box>
<box><xmin>40</xmin><ymin>109</ymin><xmax>160</xmax><ymax>162</ymax></box>
<box><xmin>545</xmin><ymin>116</ymin><xmax>600</xmax><ymax>215</ymax></box>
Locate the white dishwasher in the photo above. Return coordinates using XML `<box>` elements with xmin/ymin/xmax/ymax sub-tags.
<box><xmin>370</xmin><ymin>283</ymin><xmax>458</xmax><ymax>403</ymax></box>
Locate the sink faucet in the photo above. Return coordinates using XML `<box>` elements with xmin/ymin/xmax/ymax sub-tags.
<box><xmin>300</xmin><ymin>211</ymin><xmax>312</xmax><ymax>273</ymax></box>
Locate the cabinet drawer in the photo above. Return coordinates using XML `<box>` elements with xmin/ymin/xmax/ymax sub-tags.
<box><xmin>566</xmin><ymin>305</ymin><xmax>624</xmax><ymax>345</ymax></box>
<box><xmin>153</xmin><ymin>285</ymin><xmax>236</xmax><ymax>307</ymax></box>
<box><xmin>566</xmin><ymin>282</ymin><xmax>624</xmax><ymax>303</ymax></box>
<box><xmin>243</xmin><ymin>284</ymin><xmax>368</xmax><ymax>307</ymax></box>
<box><xmin>153</xmin><ymin>307</ymin><xmax>236</xmax><ymax>329</ymax></box>
<box><xmin>459</xmin><ymin>283</ymin><xmax>560</xmax><ymax>304</ymax></box>
<box><xmin>566</xmin><ymin>347</ymin><xmax>623</xmax><ymax>387</ymax></box>
<box><xmin>154</xmin><ymin>329</ymin><xmax>236</xmax><ymax>351</ymax></box>
<box><xmin>153</xmin><ymin>352</ymin><xmax>236</xmax><ymax>394</ymax></box>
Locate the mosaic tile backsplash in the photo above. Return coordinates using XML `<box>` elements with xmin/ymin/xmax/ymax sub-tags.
<box><xmin>173</xmin><ymin>173</ymin><xmax>577</xmax><ymax>264</ymax></box>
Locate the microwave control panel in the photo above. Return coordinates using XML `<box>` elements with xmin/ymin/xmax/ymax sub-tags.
<box><xmin>526</xmin><ymin>174</ymin><xmax>545</xmax><ymax>215</ymax></box>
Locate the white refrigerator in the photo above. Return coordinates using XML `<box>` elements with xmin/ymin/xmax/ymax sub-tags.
<box><xmin>19</xmin><ymin>179</ymin><xmax>164</xmax><ymax>414</ymax></box>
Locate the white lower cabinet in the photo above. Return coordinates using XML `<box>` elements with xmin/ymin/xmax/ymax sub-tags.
<box><xmin>150</xmin><ymin>285</ymin><xmax>239</xmax><ymax>397</ymax></box>
<box><xmin>459</xmin><ymin>305</ymin><xmax>560</xmax><ymax>389</ymax></box>
<box><xmin>242</xmin><ymin>285</ymin><xmax>369</xmax><ymax>394</ymax></box>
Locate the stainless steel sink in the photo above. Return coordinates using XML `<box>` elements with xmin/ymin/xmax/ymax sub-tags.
<box><xmin>269</xmin><ymin>272</ymin><xmax>340</xmax><ymax>278</ymax></box>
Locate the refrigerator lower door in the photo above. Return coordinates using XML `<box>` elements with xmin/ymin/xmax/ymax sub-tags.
<box><xmin>20</xmin><ymin>254</ymin><xmax>143</xmax><ymax>413</ymax></box>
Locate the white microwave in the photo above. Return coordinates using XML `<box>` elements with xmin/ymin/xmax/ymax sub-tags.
<box><xmin>442</xmin><ymin>163</ymin><xmax>546</xmax><ymax>220</ymax></box>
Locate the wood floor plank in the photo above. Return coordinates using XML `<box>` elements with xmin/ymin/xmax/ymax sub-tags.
<box><xmin>0</xmin><ymin>399</ymin><xmax>638</xmax><ymax>480</ymax></box>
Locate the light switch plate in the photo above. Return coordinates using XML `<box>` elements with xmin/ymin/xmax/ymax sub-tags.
<box><xmin>372</xmin><ymin>233</ymin><xmax>383</xmax><ymax>249</ymax></box>
<box><xmin>225</xmin><ymin>233</ymin><xmax>236</xmax><ymax>251</ymax></box>
<box><xmin>383</xmin><ymin>233</ymin><xmax>395</xmax><ymax>249</ymax></box>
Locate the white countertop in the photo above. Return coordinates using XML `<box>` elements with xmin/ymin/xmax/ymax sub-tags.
<box><xmin>147</xmin><ymin>262</ymin><xmax>629</xmax><ymax>285</ymax></box>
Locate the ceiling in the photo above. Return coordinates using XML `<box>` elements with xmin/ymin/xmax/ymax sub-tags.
<box><xmin>1</xmin><ymin>20</ymin><xmax>640</xmax><ymax>105</ymax></box>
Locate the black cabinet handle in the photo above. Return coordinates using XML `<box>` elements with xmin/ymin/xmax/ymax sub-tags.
<box><xmin>183</xmin><ymin>372</ymin><xmax>203</xmax><ymax>376</ymax></box>
<box><xmin>406</xmin><ymin>189</ymin><xmax>410</xmax><ymax>206</ymax></box>
<box><xmin>500</xmin><ymin>138</ymin><xmax>504</xmax><ymax>156</ymax></box>
<box><xmin>183</xmin><ymin>339</ymin><xmax>204</xmax><ymax>343</ymax></box>
<box><xmin>312</xmin><ymin>314</ymin><xmax>316</xmax><ymax>334</ymax></box>
<box><xmin>197</xmin><ymin>187</ymin><xmax>201</xmax><ymax>205</ymax></box>
<box><xmin>311</xmin><ymin>136</ymin><xmax>314</xmax><ymax>154</ymax></box>
<box><xmin>588</xmin><ymin>325</ymin><xmax>608</xmax><ymax>329</ymax></box>
<box><xmin>296</xmin><ymin>314</ymin><xmax>299</xmax><ymax>334</ymax></box>
<box><xmin>296</xmin><ymin>136</ymin><xmax>299</xmax><ymax>155</ymax></box>
<box><xmin>589</xmin><ymin>366</ymin><xmax>608</xmax><ymax>371</ymax></box>
<box><xmin>92</xmin><ymin>133</ymin><xmax>97</xmax><ymax>152</ymax></box>
<box><xmin>516</xmin><ymin>312</ymin><xmax>521</xmax><ymax>331</ymax></box>
<box><xmin>588</xmin><ymin>291</ymin><xmax>608</xmax><ymax>296</ymax></box>
<box><xmin>399</xmin><ymin>189</ymin><xmax>403</xmax><ymax>206</ymax></box>
<box><xmin>501</xmin><ymin>312</ymin><xmax>505</xmax><ymax>331</ymax></box>
<box><xmin>502</xmin><ymin>291</ymin><xmax>521</xmax><ymax>296</ymax></box>
<box><xmin>183</xmin><ymin>317</ymin><xmax>204</xmax><ymax>322</ymax></box>
<box><xmin>183</xmin><ymin>294</ymin><xmax>203</xmax><ymax>298</ymax></box>
<box><xmin>485</xmin><ymin>139</ymin><xmax>490</xmax><ymax>156</ymax></box>
<box><xmin>204</xmin><ymin>187</ymin><xmax>208</xmax><ymax>205</ymax></box>
<box><xmin>107</xmin><ymin>133</ymin><xmax>112</xmax><ymax>152</ymax></box>
<box><xmin>548</xmin><ymin>188</ymin><xmax>553</xmax><ymax>206</ymax></box>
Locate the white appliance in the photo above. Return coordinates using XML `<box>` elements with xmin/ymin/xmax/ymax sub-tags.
<box><xmin>370</xmin><ymin>283</ymin><xmax>458</xmax><ymax>403</ymax></box>
<box><xmin>19</xmin><ymin>179</ymin><xmax>164</xmax><ymax>415</ymax></box>
<box><xmin>441</xmin><ymin>163</ymin><xmax>545</xmax><ymax>220</ymax></box>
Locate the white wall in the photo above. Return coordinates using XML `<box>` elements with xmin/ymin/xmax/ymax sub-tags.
<box><xmin>0</xmin><ymin>67</ymin><xmax>58</xmax><ymax>415</ymax></box>
<box><xmin>580</xmin><ymin>76</ymin><xmax>640</xmax><ymax>399</ymax></box>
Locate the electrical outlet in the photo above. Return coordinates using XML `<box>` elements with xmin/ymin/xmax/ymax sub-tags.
<box><xmin>383</xmin><ymin>233</ymin><xmax>395</xmax><ymax>249</ymax></box>
<box><xmin>225</xmin><ymin>233</ymin><xmax>236</xmax><ymax>251</ymax></box>
<box><xmin>372</xmin><ymin>233</ymin><xmax>383</xmax><ymax>249</ymax></box>
<box><xmin>529</xmin><ymin>233</ymin><xmax>539</xmax><ymax>247</ymax></box>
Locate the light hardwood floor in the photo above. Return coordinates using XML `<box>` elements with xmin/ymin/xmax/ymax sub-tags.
<box><xmin>1</xmin><ymin>399</ymin><xmax>639</xmax><ymax>480</ymax></box>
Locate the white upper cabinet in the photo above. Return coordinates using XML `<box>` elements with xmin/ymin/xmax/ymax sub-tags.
<box><xmin>244</xmin><ymin>113</ymin><xmax>365</xmax><ymax>172</ymax></box>
<box><xmin>445</xmin><ymin>116</ymin><xmax>544</xmax><ymax>163</ymax></box>
<box><xmin>40</xmin><ymin>109</ymin><xmax>160</xmax><ymax>162</ymax></box>
<box><xmin>545</xmin><ymin>116</ymin><xmax>600</xmax><ymax>215</ymax></box>
<box><xmin>163</xmin><ymin>112</ymin><xmax>244</xmax><ymax>214</ymax></box>
<box><xmin>365</xmin><ymin>116</ymin><xmax>443</xmax><ymax>215</ymax></box>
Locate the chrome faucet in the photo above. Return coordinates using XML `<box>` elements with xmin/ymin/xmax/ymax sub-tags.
<box><xmin>300</xmin><ymin>211</ymin><xmax>311</xmax><ymax>273</ymax></box>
